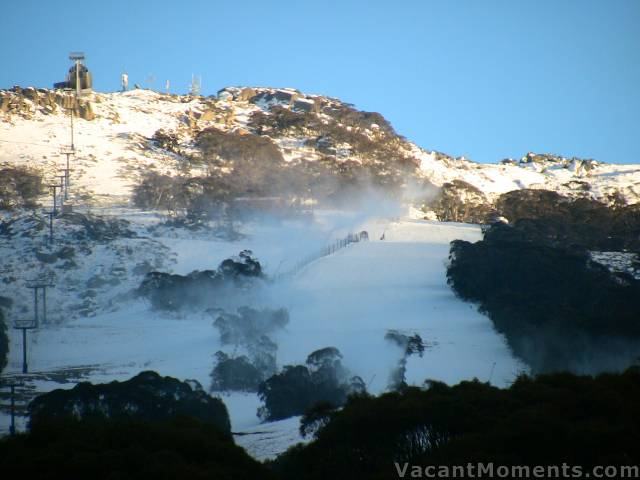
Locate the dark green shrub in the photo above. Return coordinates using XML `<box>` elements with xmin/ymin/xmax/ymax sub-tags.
<box><xmin>257</xmin><ymin>347</ymin><xmax>365</xmax><ymax>421</ymax></box>
<box><xmin>447</xmin><ymin>222</ymin><xmax>640</xmax><ymax>373</ymax></box>
<box><xmin>0</xmin><ymin>416</ymin><xmax>273</xmax><ymax>479</ymax></box>
<box><xmin>210</xmin><ymin>352</ymin><xmax>265</xmax><ymax>393</ymax></box>
<box><xmin>273</xmin><ymin>369</ymin><xmax>640</xmax><ymax>479</ymax></box>
<box><xmin>0</xmin><ymin>166</ymin><xmax>44</xmax><ymax>210</ymax></box>
<box><xmin>137</xmin><ymin>251</ymin><xmax>263</xmax><ymax>311</ymax></box>
<box><xmin>28</xmin><ymin>371</ymin><xmax>231</xmax><ymax>435</ymax></box>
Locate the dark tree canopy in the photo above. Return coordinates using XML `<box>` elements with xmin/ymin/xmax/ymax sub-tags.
<box><xmin>28</xmin><ymin>371</ymin><xmax>231</xmax><ymax>435</ymax></box>
<box><xmin>257</xmin><ymin>347</ymin><xmax>365</xmax><ymax>421</ymax></box>
<box><xmin>0</xmin><ymin>416</ymin><xmax>274</xmax><ymax>480</ymax></box>
<box><xmin>494</xmin><ymin>189</ymin><xmax>640</xmax><ymax>251</ymax></box>
<box><xmin>211</xmin><ymin>306</ymin><xmax>290</xmax><ymax>389</ymax></box>
<box><xmin>272</xmin><ymin>369</ymin><xmax>640</xmax><ymax>480</ymax></box>
<box><xmin>210</xmin><ymin>351</ymin><xmax>264</xmax><ymax>393</ymax></box>
<box><xmin>137</xmin><ymin>251</ymin><xmax>263</xmax><ymax>311</ymax></box>
<box><xmin>385</xmin><ymin>330</ymin><xmax>426</xmax><ymax>390</ymax></box>
<box><xmin>430</xmin><ymin>180</ymin><xmax>492</xmax><ymax>223</ymax></box>
<box><xmin>447</xmin><ymin>222</ymin><xmax>640</xmax><ymax>373</ymax></box>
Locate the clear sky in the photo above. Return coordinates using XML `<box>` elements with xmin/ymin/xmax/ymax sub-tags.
<box><xmin>1</xmin><ymin>0</ymin><xmax>639</xmax><ymax>164</ymax></box>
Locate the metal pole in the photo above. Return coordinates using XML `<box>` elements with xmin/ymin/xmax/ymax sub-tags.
<box><xmin>70</xmin><ymin>102</ymin><xmax>75</xmax><ymax>151</ymax></box>
<box><xmin>49</xmin><ymin>212</ymin><xmax>54</xmax><ymax>244</ymax></box>
<box><xmin>57</xmin><ymin>176</ymin><xmax>66</xmax><ymax>208</ymax></box>
<box><xmin>52</xmin><ymin>186</ymin><xmax>58</xmax><ymax>215</ymax></box>
<box><xmin>34</xmin><ymin>287</ymin><xmax>39</xmax><ymax>328</ymax></box>
<box><xmin>75</xmin><ymin>59</ymin><xmax>80</xmax><ymax>98</ymax></box>
<box><xmin>42</xmin><ymin>287</ymin><xmax>47</xmax><ymax>324</ymax></box>
<box><xmin>9</xmin><ymin>385</ymin><xmax>15</xmax><ymax>435</ymax></box>
<box><xmin>21</xmin><ymin>328</ymin><xmax>28</xmax><ymax>374</ymax></box>
<box><xmin>65</xmin><ymin>153</ymin><xmax>71</xmax><ymax>200</ymax></box>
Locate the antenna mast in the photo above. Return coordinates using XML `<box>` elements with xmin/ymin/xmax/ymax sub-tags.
<box><xmin>121</xmin><ymin>72</ymin><xmax>129</xmax><ymax>91</ymax></box>
<box><xmin>190</xmin><ymin>74</ymin><xmax>201</xmax><ymax>96</ymax></box>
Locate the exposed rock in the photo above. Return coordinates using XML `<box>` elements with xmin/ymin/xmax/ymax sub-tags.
<box><xmin>199</xmin><ymin>109</ymin><xmax>216</xmax><ymax>121</ymax></box>
<box><xmin>78</xmin><ymin>102</ymin><xmax>95</xmax><ymax>120</ymax></box>
<box><xmin>0</xmin><ymin>96</ymin><xmax>10</xmax><ymax>112</ymax></box>
<box><xmin>238</xmin><ymin>87</ymin><xmax>257</xmax><ymax>102</ymax></box>
<box><xmin>0</xmin><ymin>88</ymin><xmax>97</xmax><ymax>120</ymax></box>
<box><xmin>250</xmin><ymin>90</ymin><xmax>298</xmax><ymax>108</ymax></box>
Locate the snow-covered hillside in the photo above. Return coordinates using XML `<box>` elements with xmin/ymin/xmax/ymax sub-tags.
<box><xmin>1</xmin><ymin>86</ymin><xmax>639</xmax><ymax>207</ymax></box>
<box><xmin>0</xmin><ymin>84</ymin><xmax>630</xmax><ymax>460</ymax></box>
<box><xmin>0</xmin><ymin>214</ymin><xmax>525</xmax><ymax>458</ymax></box>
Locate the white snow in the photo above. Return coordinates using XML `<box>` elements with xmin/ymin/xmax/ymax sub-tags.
<box><xmin>1</xmin><ymin>212</ymin><xmax>525</xmax><ymax>460</ymax></box>
<box><xmin>2</xmin><ymin>87</ymin><xmax>638</xmax><ymax>210</ymax></box>
<box><xmin>6</xmin><ymin>84</ymin><xmax>621</xmax><ymax>460</ymax></box>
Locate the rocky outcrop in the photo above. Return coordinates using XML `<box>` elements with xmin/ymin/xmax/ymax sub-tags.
<box><xmin>0</xmin><ymin>86</ymin><xmax>96</xmax><ymax>120</ymax></box>
<box><xmin>501</xmin><ymin>152</ymin><xmax>599</xmax><ymax>175</ymax></box>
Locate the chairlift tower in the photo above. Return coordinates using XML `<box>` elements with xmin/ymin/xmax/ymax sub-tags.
<box><xmin>44</xmin><ymin>210</ymin><xmax>55</xmax><ymax>245</ymax></box>
<box><xmin>0</xmin><ymin>381</ymin><xmax>21</xmax><ymax>435</ymax></box>
<box><xmin>68</xmin><ymin>91</ymin><xmax>75</xmax><ymax>152</ymax></box>
<box><xmin>56</xmin><ymin>175</ymin><xmax>66</xmax><ymax>202</ymax></box>
<box><xmin>26</xmin><ymin>276</ymin><xmax>55</xmax><ymax>327</ymax></box>
<box><xmin>60</xmin><ymin>146</ymin><xmax>75</xmax><ymax>201</ymax></box>
<box><xmin>13</xmin><ymin>320</ymin><xmax>37</xmax><ymax>374</ymax></box>
<box><xmin>69</xmin><ymin>52</ymin><xmax>85</xmax><ymax>98</ymax></box>
<box><xmin>48</xmin><ymin>180</ymin><xmax>64</xmax><ymax>216</ymax></box>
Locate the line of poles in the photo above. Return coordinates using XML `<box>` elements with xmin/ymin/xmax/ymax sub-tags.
<box><xmin>275</xmin><ymin>231</ymin><xmax>368</xmax><ymax>281</ymax></box>
<box><xmin>0</xmin><ymin>382</ymin><xmax>20</xmax><ymax>435</ymax></box>
<box><xmin>0</xmin><ymin>88</ymin><xmax>80</xmax><ymax>436</ymax></box>
<box><xmin>45</xmin><ymin>93</ymin><xmax>77</xmax><ymax>245</ymax></box>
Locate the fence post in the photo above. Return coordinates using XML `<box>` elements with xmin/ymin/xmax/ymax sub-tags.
<box><xmin>278</xmin><ymin>231</ymin><xmax>368</xmax><ymax>279</ymax></box>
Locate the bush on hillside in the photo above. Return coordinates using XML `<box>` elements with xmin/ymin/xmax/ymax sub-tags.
<box><xmin>210</xmin><ymin>351</ymin><xmax>264</xmax><ymax>392</ymax></box>
<box><xmin>0</xmin><ymin>166</ymin><xmax>44</xmax><ymax>210</ymax></box>
<box><xmin>447</xmin><ymin>222</ymin><xmax>640</xmax><ymax>373</ymax></box>
<box><xmin>495</xmin><ymin>189</ymin><xmax>640</xmax><ymax>251</ymax></box>
<box><xmin>385</xmin><ymin>330</ymin><xmax>426</xmax><ymax>390</ymax></box>
<box><xmin>28</xmin><ymin>371</ymin><xmax>231</xmax><ymax>434</ymax></box>
<box><xmin>197</xmin><ymin>127</ymin><xmax>286</xmax><ymax>196</ymax></box>
<box><xmin>137</xmin><ymin>251</ymin><xmax>263</xmax><ymax>311</ymax></box>
<box><xmin>429</xmin><ymin>180</ymin><xmax>494</xmax><ymax>223</ymax></box>
<box><xmin>272</xmin><ymin>369</ymin><xmax>640</xmax><ymax>479</ymax></box>
<box><xmin>0</xmin><ymin>416</ymin><xmax>273</xmax><ymax>479</ymax></box>
<box><xmin>257</xmin><ymin>347</ymin><xmax>366</xmax><ymax>421</ymax></box>
<box><xmin>211</xmin><ymin>306</ymin><xmax>290</xmax><ymax>386</ymax></box>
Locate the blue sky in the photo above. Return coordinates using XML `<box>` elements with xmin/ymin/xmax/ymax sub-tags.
<box><xmin>2</xmin><ymin>0</ymin><xmax>639</xmax><ymax>164</ymax></box>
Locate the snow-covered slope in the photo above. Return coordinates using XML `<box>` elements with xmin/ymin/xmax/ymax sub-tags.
<box><xmin>416</xmin><ymin>149</ymin><xmax>640</xmax><ymax>204</ymax></box>
<box><xmin>0</xmin><ymin>215</ymin><xmax>525</xmax><ymax>458</ymax></box>
<box><xmin>1</xmin><ymin>86</ymin><xmax>638</xmax><ymax>207</ymax></box>
<box><xmin>0</xmin><ymin>84</ymin><xmax>628</xmax><ymax>459</ymax></box>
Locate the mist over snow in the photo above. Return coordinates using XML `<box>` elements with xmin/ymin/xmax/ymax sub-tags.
<box><xmin>3</xmin><ymin>86</ymin><xmax>597</xmax><ymax>459</ymax></box>
<box><xmin>1</xmin><ymin>195</ymin><xmax>526</xmax><ymax>458</ymax></box>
